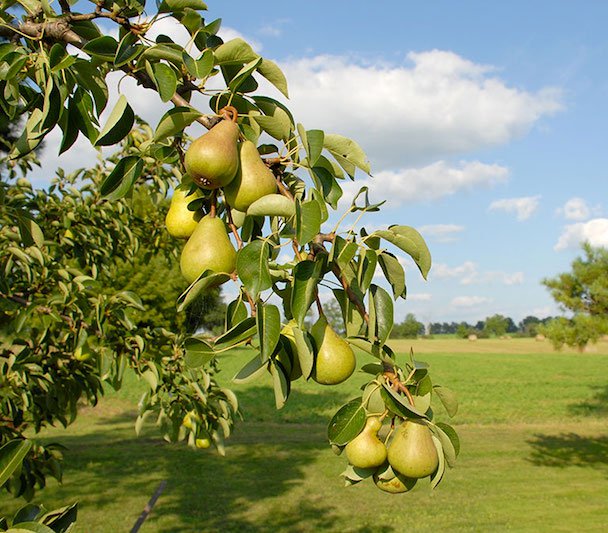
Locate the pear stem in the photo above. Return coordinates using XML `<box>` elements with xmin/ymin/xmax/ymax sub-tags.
<box><xmin>225</xmin><ymin>206</ymin><xmax>243</xmax><ymax>250</ymax></box>
<box><xmin>209</xmin><ymin>191</ymin><xmax>217</xmax><ymax>218</ymax></box>
<box><xmin>315</xmin><ymin>295</ymin><xmax>324</xmax><ymax>317</ymax></box>
<box><xmin>383</xmin><ymin>370</ymin><xmax>416</xmax><ymax>407</ymax></box>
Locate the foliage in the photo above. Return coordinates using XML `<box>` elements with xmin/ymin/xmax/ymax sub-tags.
<box><xmin>541</xmin><ymin>243</ymin><xmax>608</xmax><ymax>349</ymax></box>
<box><xmin>0</xmin><ymin>0</ymin><xmax>459</xmax><ymax>502</ymax></box>
<box><xmin>483</xmin><ymin>314</ymin><xmax>509</xmax><ymax>337</ymax></box>
<box><xmin>392</xmin><ymin>313</ymin><xmax>425</xmax><ymax>339</ymax></box>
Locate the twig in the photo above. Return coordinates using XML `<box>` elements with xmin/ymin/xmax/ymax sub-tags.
<box><xmin>130</xmin><ymin>480</ymin><xmax>167</xmax><ymax>533</ymax></box>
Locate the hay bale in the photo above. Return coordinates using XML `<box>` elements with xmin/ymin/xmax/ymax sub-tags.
<box><xmin>468</xmin><ymin>334</ymin><xmax>478</xmax><ymax>342</ymax></box>
<box><xmin>535</xmin><ymin>334</ymin><xmax>545</xmax><ymax>342</ymax></box>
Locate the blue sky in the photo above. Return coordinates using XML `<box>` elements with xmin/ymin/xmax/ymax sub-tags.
<box><xmin>32</xmin><ymin>1</ymin><xmax>608</xmax><ymax>324</ymax></box>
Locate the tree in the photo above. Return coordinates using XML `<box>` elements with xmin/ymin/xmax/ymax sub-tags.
<box><xmin>1</xmin><ymin>0</ymin><xmax>460</xmax><ymax>514</ymax></box>
<box><xmin>483</xmin><ymin>314</ymin><xmax>509</xmax><ymax>337</ymax></box>
<box><xmin>540</xmin><ymin>243</ymin><xmax>608</xmax><ymax>350</ymax></box>
<box><xmin>392</xmin><ymin>313</ymin><xmax>425</xmax><ymax>339</ymax></box>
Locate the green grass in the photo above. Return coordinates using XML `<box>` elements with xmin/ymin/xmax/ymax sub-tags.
<box><xmin>4</xmin><ymin>338</ymin><xmax>608</xmax><ymax>532</ymax></box>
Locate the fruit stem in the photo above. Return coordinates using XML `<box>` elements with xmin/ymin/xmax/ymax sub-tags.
<box><xmin>225</xmin><ymin>206</ymin><xmax>244</xmax><ymax>250</ymax></box>
<box><xmin>209</xmin><ymin>191</ymin><xmax>217</xmax><ymax>218</ymax></box>
<box><xmin>383</xmin><ymin>370</ymin><xmax>416</xmax><ymax>407</ymax></box>
<box><xmin>219</xmin><ymin>106</ymin><xmax>238</xmax><ymax>122</ymax></box>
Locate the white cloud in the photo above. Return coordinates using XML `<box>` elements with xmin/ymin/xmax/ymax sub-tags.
<box><xmin>451</xmin><ymin>296</ymin><xmax>492</xmax><ymax>308</ymax></box>
<box><xmin>488</xmin><ymin>195</ymin><xmax>541</xmax><ymax>221</ymax></box>
<box><xmin>280</xmin><ymin>50</ymin><xmax>563</xmax><ymax>169</ymax></box>
<box><xmin>340</xmin><ymin>160</ymin><xmax>508</xmax><ymax>207</ymax></box>
<box><xmin>432</xmin><ymin>261</ymin><xmax>523</xmax><ymax>285</ymax></box>
<box><xmin>407</xmin><ymin>293</ymin><xmax>432</xmax><ymax>301</ymax></box>
<box><xmin>557</xmin><ymin>197</ymin><xmax>600</xmax><ymax>221</ymax></box>
<box><xmin>554</xmin><ymin>218</ymin><xmax>608</xmax><ymax>250</ymax></box>
<box><xmin>419</xmin><ymin>224</ymin><xmax>465</xmax><ymax>243</ymax></box>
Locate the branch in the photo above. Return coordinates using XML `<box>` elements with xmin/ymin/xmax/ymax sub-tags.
<box><xmin>331</xmin><ymin>264</ymin><xmax>369</xmax><ymax>324</ymax></box>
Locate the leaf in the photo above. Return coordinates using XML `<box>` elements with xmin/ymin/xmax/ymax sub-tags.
<box><xmin>290</xmin><ymin>259</ymin><xmax>323</xmax><ymax>328</ymax></box>
<box><xmin>226</xmin><ymin>297</ymin><xmax>248</xmax><ymax>330</ymax></box>
<box><xmin>323</xmin><ymin>133</ymin><xmax>371</xmax><ymax>178</ymax></box>
<box><xmin>114</xmin><ymin>32</ymin><xmax>143</xmax><ymax>67</ymax></box>
<box><xmin>140</xmin><ymin>43</ymin><xmax>184</xmax><ymax>65</ymax></box>
<box><xmin>146</xmin><ymin>61</ymin><xmax>177</xmax><ymax>103</ymax></box>
<box><xmin>9</xmin><ymin>522</ymin><xmax>55</xmax><ymax>533</ymax></box>
<box><xmin>247</xmin><ymin>195</ymin><xmax>295</xmax><ymax>218</ymax></box>
<box><xmin>99</xmin><ymin>156</ymin><xmax>143</xmax><ymax>200</ymax></box>
<box><xmin>159</xmin><ymin>0</ymin><xmax>207</xmax><ymax>13</ymax></box>
<box><xmin>16</xmin><ymin>213</ymin><xmax>44</xmax><ymax>248</ymax></box>
<box><xmin>257</xmin><ymin>303</ymin><xmax>281</xmax><ymax>362</ymax></box>
<box><xmin>214</xmin><ymin>38</ymin><xmax>258</xmax><ymax>65</ymax></box>
<box><xmin>233</xmin><ymin>354</ymin><xmax>267</xmax><ymax>384</ymax></box>
<box><xmin>214</xmin><ymin>317</ymin><xmax>257</xmax><ymax>348</ymax></box>
<box><xmin>95</xmin><ymin>95</ymin><xmax>135</xmax><ymax>146</ymax></box>
<box><xmin>82</xmin><ymin>36</ymin><xmax>119</xmax><ymax>61</ymax></box>
<box><xmin>310</xmin><ymin>166</ymin><xmax>342</xmax><ymax>209</ymax></box>
<box><xmin>327</xmin><ymin>398</ymin><xmax>366</xmax><ymax>445</ymax></box>
<box><xmin>177</xmin><ymin>272</ymin><xmax>229</xmax><ymax>312</ymax></box>
<box><xmin>380</xmin><ymin>384</ymin><xmax>428</xmax><ymax>419</ymax></box>
<box><xmin>291</xmin><ymin>326</ymin><xmax>314</xmax><ymax>379</ymax></box>
<box><xmin>378</xmin><ymin>251</ymin><xmax>406</xmax><ymax>299</ymax></box>
<box><xmin>369</xmin><ymin>284</ymin><xmax>393</xmax><ymax>346</ymax></box>
<box><xmin>373</xmin><ymin>226</ymin><xmax>432</xmax><ymax>280</ymax></box>
<box><xmin>253</xmin><ymin>106</ymin><xmax>291</xmax><ymax>141</ymax></box>
<box><xmin>430</xmin><ymin>435</ymin><xmax>446</xmax><ymax>489</ymax></box>
<box><xmin>0</xmin><ymin>439</ymin><xmax>32</xmax><ymax>487</ymax></box>
<box><xmin>184</xmin><ymin>337</ymin><xmax>215</xmax><ymax>368</ymax></box>
<box><xmin>154</xmin><ymin>106</ymin><xmax>202</xmax><ymax>142</ymax></box>
<box><xmin>236</xmin><ymin>240</ymin><xmax>272</xmax><ymax>299</ymax></box>
<box><xmin>434</xmin><ymin>385</ymin><xmax>459</xmax><ymax>417</ymax></box>
<box><xmin>39</xmin><ymin>503</ymin><xmax>78</xmax><ymax>532</ymax></box>
<box><xmin>297</xmin><ymin>126</ymin><xmax>324</xmax><ymax>167</ymax></box>
<box><xmin>270</xmin><ymin>360</ymin><xmax>290</xmax><ymax>409</ymax></box>
<box><xmin>256</xmin><ymin>58</ymin><xmax>289</xmax><ymax>98</ymax></box>
<box><xmin>432</xmin><ymin>423</ymin><xmax>458</xmax><ymax>467</ymax></box>
<box><xmin>295</xmin><ymin>199</ymin><xmax>322</xmax><ymax>245</ymax></box>
<box><xmin>229</xmin><ymin>56</ymin><xmax>263</xmax><ymax>93</ymax></box>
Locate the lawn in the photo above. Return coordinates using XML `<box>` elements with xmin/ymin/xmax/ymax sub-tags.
<box><xmin>3</xmin><ymin>338</ymin><xmax>608</xmax><ymax>532</ymax></box>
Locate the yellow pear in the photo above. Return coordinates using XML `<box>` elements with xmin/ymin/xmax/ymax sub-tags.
<box><xmin>184</xmin><ymin>120</ymin><xmax>240</xmax><ymax>189</ymax></box>
<box><xmin>223</xmin><ymin>140</ymin><xmax>277</xmax><ymax>211</ymax></box>
<box><xmin>373</xmin><ymin>471</ymin><xmax>417</xmax><ymax>494</ymax></box>
<box><xmin>345</xmin><ymin>416</ymin><xmax>387</xmax><ymax>469</ymax></box>
<box><xmin>165</xmin><ymin>185</ymin><xmax>202</xmax><ymax>239</ymax></box>
<box><xmin>387</xmin><ymin>419</ymin><xmax>439</xmax><ymax>479</ymax></box>
<box><xmin>311</xmin><ymin>317</ymin><xmax>356</xmax><ymax>385</ymax></box>
<box><xmin>180</xmin><ymin>215</ymin><xmax>236</xmax><ymax>284</ymax></box>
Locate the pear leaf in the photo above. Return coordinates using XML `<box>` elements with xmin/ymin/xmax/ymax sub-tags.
<box><xmin>323</xmin><ymin>133</ymin><xmax>371</xmax><ymax>178</ymax></box>
<box><xmin>430</xmin><ymin>435</ymin><xmax>446</xmax><ymax>489</ymax></box>
<box><xmin>378</xmin><ymin>251</ymin><xmax>407</xmax><ymax>299</ymax></box>
<box><xmin>95</xmin><ymin>94</ymin><xmax>135</xmax><ymax>146</ymax></box>
<box><xmin>0</xmin><ymin>439</ymin><xmax>32</xmax><ymax>487</ymax></box>
<box><xmin>380</xmin><ymin>384</ymin><xmax>428</xmax><ymax>420</ymax></box>
<box><xmin>214</xmin><ymin>317</ymin><xmax>257</xmax><ymax>349</ymax></box>
<box><xmin>236</xmin><ymin>240</ymin><xmax>272</xmax><ymax>299</ymax></box>
<box><xmin>290</xmin><ymin>259</ymin><xmax>324</xmax><ymax>328</ymax></box>
<box><xmin>291</xmin><ymin>325</ymin><xmax>314</xmax><ymax>379</ymax></box>
<box><xmin>257</xmin><ymin>303</ymin><xmax>281</xmax><ymax>361</ymax></box>
<box><xmin>154</xmin><ymin>106</ymin><xmax>202</xmax><ymax>142</ymax></box>
<box><xmin>159</xmin><ymin>0</ymin><xmax>207</xmax><ymax>13</ymax></box>
<box><xmin>328</xmin><ymin>397</ymin><xmax>366</xmax><ymax>446</ymax></box>
<box><xmin>233</xmin><ymin>354</ymin><xmax>267</xmax><ymax>384</ymax></box>
<box><xmin>184</xmin><ymin>337</ymin><xmax>215</xmax><ymax>368</ymax></box>
<box><xmin>434</xmin><ymin>385</ymin><xmax>459</xmax><ymax>417</ymax></box>
<box><xmin>214</xmin><ymin>38</ymin><xmax>258</xmax><ymax>65</ymax></box>
<box><xmin>99</xmin><ymin>156</ymin><xmax>143</xmax><ymax>200</ymax></box>
<box><xmin>270</xmin><ymin>360</ymin><xmax>290</xmax><ymax>409</ymax></box>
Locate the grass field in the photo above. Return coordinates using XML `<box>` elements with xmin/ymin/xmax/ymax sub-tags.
<box><xmin>4</xmin><ymin>338</ymin><xmax>608</xmax><ymax>532</ymax></box>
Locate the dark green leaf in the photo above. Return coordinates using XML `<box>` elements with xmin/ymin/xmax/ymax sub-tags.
<box><xmin>236</xmin><ymin>240</ymin><xmax>272</xmax><ymax>299</ymax></box>
<box><xmin>295</xmin><ymin>199</ymin><xmax>322</xmax><ymax>244</ymax></box>
<box><xmin>154</xmin><ymin>106</ymin><xmax>202</xmax><ymax>141</ymax></box>
<box><xmin>433</xmin><ymin>423</ymin><xmax>458</xmax><ymax>467</ymax></box>
<box><xmin>253</xmin><ymin>106</ymin><xmax>291</xmax><ymax>141</ymax></box>
<box><xmin>99</xmin><ymin>156</ymin><xmax>143</xmax><ymax>200</ymax></box>
<box><xmin>114</xmin><ymin>32</ymin><xmax>143</xmax><ymax>67</ymax></box>
<box><xmin>214</xmin><ymin>317</ymin><xmax>256</xmax><ymax>348</ymax></box>
<box><xmin>82</xmin><ymin>36</ymin><xmax>118</xmax><ymax>61</ymax></box>
<box><xmin>378</xmin><ymin>251</ymin><xmax>406</xmax><ymax>299</ymax></box>
<box><xmin>291</xmin><ymin>325</ymin><xmax>315</xmax><ymax>379</ymax></box>
<box><xmin>95</xmin><ymin>94</ymin><xmax>135</xmax><ymax>146</ymax></box>
<box><xmin>327</xmin><ymin>398</ymin><xmax>366</xmax><ymax>445</ymax></box>
<box><xmin>257</xmin><ymin>303</ymin><xmax>281</xmax><ymax>361</ymax></box>
<box><xmin>257</xmin><ymin>58</ymin><xmax>289</xmax><ymax>98</ymax></box>
<box><xmin>214</xmin><ymin>38</ymin><xmax>258</xmax><ymax>65</ymax></box>
<box><xmin>380</xmin><ymin>384</ymin><xmax>428</xmax><ymax>419</ymax></box>
<box><xmin>290</xmin><ymin>259</ymin><xmax>323</xmax><ymax>328</ymax></box>
<box><xmin>159</xmin><ymin>0</ymin><xmax>207</xmax><ymax>13</ymax></box>
<box><xmin>373</xmin><ymin>226</ymin><xmax>432</xmax><ymax>280</ymax></box>
<box><xmin>270</xmin><ymin>360</ymin><xmax>290</xmax><ymax>409</ymax></box>
<box><xmin>233</xmin><ymin>353</ymin><xmax>267</xmax><ymax>384</ymax></box>
<box><xmin>184</xmin><ymin>337</ymin><xmax>215</xmax><ymax>368</ymax></box>
<box><xmin>0</xmin><ymin>439</ymin><xmax>32</xmax><ymax>487</ymax></box>
<box><xmin>228</xmin><ymin>57</ymin><xmax>262</xmax><ymax>93</ymax></box>
<box><xmin>226</xmin><ymin>297</ymin><xmax>248</xmax><ymax>330</ymax></box>
<box><xmin>369</xmin><ymin>284</ymin><xmax>393</xmax><ymax>345</ymax></box>
<box><xmin>146</xmin><ymin>61</ymin><xmax>177</xmax><ymax>103</ymax></box>
<box><xmin>15</xmin><ymin>213</ymin><xmax>44</xmax><ymax>248</ymax></box>
<box><xmin>177</xmin><ymin>272</ymin><xmax>229</xmax><ymax>312</ymax></box>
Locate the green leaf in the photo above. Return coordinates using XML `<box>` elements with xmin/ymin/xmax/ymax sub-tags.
<box><xmin>214</xmin><ymin>38</ymin><xmax>258</xmax><ymax>65</ymax></box>
<box><xmin>430</xmin><ymin>435</ymin><xmax>446</xmax><ymax>489</ymax></box>
<box><xmin>146</xmin><ymin>61</ymin><xmax>177</xmax><ymax>103</ymax></box>
<box><xmin>39</xmin><ymin>503</ymin><xmax>78</xmax><ymax>532</ymax></box>
<box><xmin>295</xmin><ymin>199</ymin><xmax>322</xmax><ymax>244</ymax></box>
<box><xmin>378</xmin><ymin>251</ymin><xmax>406</xmax><ymax>299</ymax></box>
<box><xmin>369</xmin><ymin>284</ymin><xmax>393</xmax><ymax>346</ymax></box>
<box><xmin>434</xmin><ymin>385</ymin><xmax>459</xmax><ymax>417</ymax></box>
<box><xmin>433</xmin><ymin>423</ymin><xmax>458</xmax><ymax>467</ymax></box>
<box><xmin>380</xmin><ymin>384</ymin><xmax>428</xmax><ymax>419</ymax></box>
<box><xmin>177</xmin><ymin>272</ymin><xmax>229</xmax><ymax>312</ymax></box>
<box><xmin>15</xmin><ymin>213</ymin><xmax>44</xmax><ymax>248</ymax></box>
<box><xmin>253</xmin><ymin>106</ymin><xmax>291</xmax><ymax>141</ymax></box>
<box><xmin>9</xmin><ymin>522</ymin><xmax>55</xmax><ymax>533</ymax></box>
<box><xmin>140</xmin><ymin>44</ymin><xmax>184</xmax><ymax>65</ymax></box>
<box><xmin>327</xmin><ymin>398</ymin><xmax>366</xmax><ymax>445</ymax></box>
<box><xmin>291</xmin><ymin>326</ymin><xmax>314</xmax><ymax>379</ymax></box>
<box><xmin>184</xmin><ymin>337</ymin><xmax>215</xmax><ymax>368</ymax></box>
<box><xmin>236</xmin><ymin>240</ymin><xmax>272</xmax><ymax>299</ymax></box>
<box><xmin>247</xmin><ymin>195</ymin><xmax>295</xmax><ymax>218</ymax></box>
<box><xmin>159</xmin><ymin>0</ymin><xmax>207</xmax><ymax>13</ymax></box>
<box><xmin>257</xmin><ymin>58</ymin><xmax>289</xmax><ymax>98</ymax></box>
<box><xmin>82</xmin><ymin>36</ymin><xmax>119</xmax><ymax>61</ymax></box>
<box><xmin>226</xmin><ymin>297</ymin><xmax>248</xmax><ymax>330</ymax></box>
<box><xmin>257</xmin><ymin>303</ymin><xmax>281</xmax><ymax>361</ymax></box>
<box><xmin>290</xmin><ymin>259</ymin><xmax>323</xmax><ymax>328</ymax></box>
<box><xmin>154</xmin><ymin>106</ymin><xmax>202</xmax><ymax>141</ymax></box>
<box><xmin>270</xmin><ymin>360</ymin><xmax>290</xmax><ymax>409</ymax></box>
<box><xmin>95</xmin><ymin>95</ymin><xmax>135</xmax><ymax>146</ymax></box>
<box><xmin>99</xmin><ymin>156</ymin><xmax>143</xmax><ymax>200</ymax></box>
<box><xmin>114</xmin><ymin>32</ymin><xmax>143</xmax><ymax>67</ymax></box>
<box><xmin>0</xmin><ymin>439</ymin><xmax>32</xmax><ymax>487</ymax></box>
<box><xmin>214</xmin><ymin>317</ymin><xmax>257</xmax><ymax>348</ymax></box>
<box><xmin>297</xmin><ymin>126</ymin><xmax>324</xmax><ymax>167</ymax></box>
<box><xmin>233</xmin><ymin>353</ymin><xmax>267</xmax><ymax>384</ymax></box>
<box><xmin>373</xmin><ymin>226</ymin><xmax>431</xmax><ymax>280</ymax></box>
<box><xmin>310</xmin><ymin>166</ymin><xmax>342</xmax><ymax>209</ymax></box>
<box><xmin>323</xmin><ymin>133</ymin><xmax>371</xmax><ymax>177</ymax></box>
<box><xmin>229</xmin><ymin>56</ymin><xmax>263</xmax><ymax>93</ymax></box>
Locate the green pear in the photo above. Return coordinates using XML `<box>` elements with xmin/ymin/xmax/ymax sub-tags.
<box><xmin>165</xmin><ymin>185</ymin><xmax>202</xmax><ymax>239</ymax></box>
<box><xmin>345</xmin><ymin>416</ymin><xmax>387</xmax><ymax>469</ymax></box>
<box><xmin>387</xmin><ymin>419</ymin><xmax>439</xmax><ymax>479</ymax></box>
<box><xmin>224</xmin><ymin>140</ymin><xmax>277</xmax><ymax>211</ymax></box>
<box><xmin>278</xmin><ymin>322</ymin><xmax>303</xmax><ymax>381</ymax></box>
<box><xmin>373</xmin><ymin>471</ymin><xmax>417</xmax><ymax>494</ymax></box>
<box><xmin>180</xmin><ymin>215</ymin><xmax>236</xmax><ymax>284</ymax></box>
<box><xmin>311</xmin><ymin>316</ymin><xmax>356</xmax><ymax>385</ymax></box>
<box><xmin>184</xmin><ymin>120</ymin><xmax>240</xmax><ymax>189</ymax></box>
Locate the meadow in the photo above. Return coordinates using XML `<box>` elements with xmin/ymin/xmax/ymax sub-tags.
<box><xmin>4</xmin><ymin>337</ymin><xmax>608</xmax><ymax>532</ymax></box>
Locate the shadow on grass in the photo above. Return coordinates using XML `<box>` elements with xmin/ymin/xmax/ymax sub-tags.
<box><xmin>568</xmin><ymin>384</ymin><xmax>608</xmax><ymax>417</ymax></box>
<box><xmin>34</xmin><ymin>386</ymin><xmax>386</xmax><ymax>533</ymax></box>
<box><xmin>526</xmin><ymin>433</ymin><xmax>608</xmax><ymax>470</ymax></box>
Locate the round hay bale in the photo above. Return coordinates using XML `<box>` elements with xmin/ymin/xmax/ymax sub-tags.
<box><xmin>468</xmin><ymin>334</ymin><xmax>478</xmax><ymax>342</ymax></box>
<box><xmin>535</xmin><ymin>334</ymin><xmax>545</xmax><ymax>342</ymax></box>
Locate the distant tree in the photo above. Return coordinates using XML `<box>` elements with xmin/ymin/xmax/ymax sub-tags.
<box><xmin>323</xmin><ymin>298</ymin><xmax>346</xmax><ymax>336</ymax></box>
<box><xmin>456</xmin><ymin>323</ymin><xmax>472</xmax><ymax>338</ymax></box>
<box><xmin>540</xmin><ymin>243</ymin><xmax>608</xmax><ymax>350</ymax></box>
<box><xmin>475</xmin><ymin>320</ymin><xmax>485</xmax><ymax>331</ymax></box>
<box><xmin>484</xmin><ymin>314</ymin><xmax>509</xmax><ymax>337</ymax></box>
<box><xmin>392</xmin><ymin>313</ymin><xmax>425</xmax><ymax>338</ymax></box>
<box><xmin>519</xmin><ymin>315</ymin><xmax>541</xmax><ymax>336</ymax></box>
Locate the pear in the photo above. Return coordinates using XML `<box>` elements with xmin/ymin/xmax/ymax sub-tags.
<box><xmin>184</xmin><ymin>120</ymin><xmax>240</xmax><ymax>189</ymax></box>
<box><xmin>387</xmin><ymin>419</ymin><xmax>439</xmax><ymax>479</ymax></box>
<box><xmin>223</xmin><ymin>140</ymin><xmax>277</xmax><ymax>211</ymax></box>
<box><xmin>180</xmin><ymin>214</ymin><xmax>236</xmax><ymax>284</ymax></box>
<box><xmin>373</xmin><ymin>471</ymin><xmax>417</xmax><ymax>494</ymax></box>
<box><xmin>165</xmin><ymin>185</ymin><xmax>202</xmax><ymax>239</ymax></box>
<box><xmin>345</xmin><ymin>416</ymin><xmax>387</xmax><ymax>469</ymax></box>
<box><xmin>311</xmin><ymin>316</ymin><xmax>356</xmax><ymax>385</ymax></box>
<box><xmin>278</xmin><ymin>322</ymin><xmax>303</xmax><ymax>381</ymax></box>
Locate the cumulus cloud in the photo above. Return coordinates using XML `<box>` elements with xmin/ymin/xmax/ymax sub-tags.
<box><xmin>340</xmin><ymin>160</ymin><xmax>508</xmax><ymax>207</ymax></box>
<box><xmin>557</xmin><ymin>197</ymin><xmax>600</xmax><ymax>221</ymax></box>
<box><xmin>451</xmin><ymin>296</ymin><xmax>492</xmax><ymax>308</ymax></box>
<box><xmin>280</xmin><ymin>50</ymin><xmax>563</xmax><ymax>169</ymax></box>
<box><xmin>419</xmin><ymin>224</ymin><xmax>465</xmax><ymax>243</ymax></box>
<box><xmin>432</xmin><ymin>261</ymin><xmax>523</xmax><ymax>285</ymax></box>
<box><xmin>407</xmin><ymin>293</ymin><xmax>432</xmax><ymax>301</ymax></box>
<box><xmin>488</xmin><ymin>195</ymin><xmax>541</xmax><ymax>221</ymax></box>
<box><xmin>554</xmin><ymin>218</ymin><xmax>608</xmax><ymax>250</ymax></box>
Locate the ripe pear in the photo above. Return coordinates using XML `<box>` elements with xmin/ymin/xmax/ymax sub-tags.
<box><xmin>387</xmin><ymin>419</ymin><xmax>439</xmax><ymax>479</ymax></box>
<box><xmin>165</xmin><ymin>185</ymin><xmax>202</xmax><ymax>239</ymax></box>
<box><xmin>184</xmin><ymin>120</ymin><xmax>240</xmax><ymax>189</ymax></box>
<box><xmin>345</xmin><ymin>416</ymin><xmax>387</xmax><ymax>469</ymax></box>
<box><xmin>373</xmin><ymin>471</ymin><xmax>417</xmax><ymax>494</ymax></box>
<box><xmin>311</xmin><ymin>317</ymin><xmax>356</xmax><ymax>385</ymax></box>
<box><xmin>223</xmin><ymin>140</ymin><xmax>277</xmax><ymax>211</ymax></box>
<box><xmin>180</xmin><ymin>215</ymin><xmax>236</xmax><ymax>284</ymax></box>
